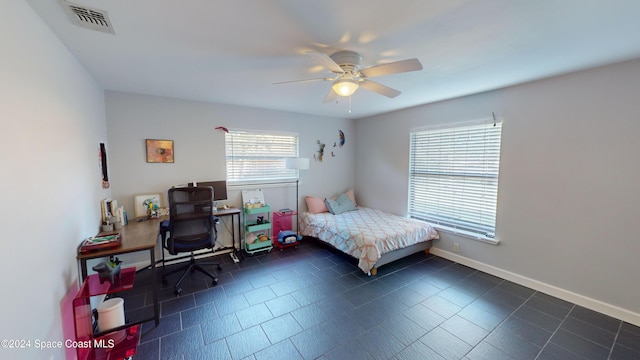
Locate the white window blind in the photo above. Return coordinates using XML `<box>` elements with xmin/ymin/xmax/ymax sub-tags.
<box><xmin>225</xmin><ymin>130</ymin><xmax>299</xmax><ymax>184</ymax></box>
<box><xmin>408</xmin><ymin>120</ymin><xmax>502</xmax><ymax>238</ymax></box>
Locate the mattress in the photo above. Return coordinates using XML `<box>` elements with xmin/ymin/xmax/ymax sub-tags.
<box><xmin>299</xmin><ymin>207</ymin><xmax>439</xmax><ymax>273</ymax></box>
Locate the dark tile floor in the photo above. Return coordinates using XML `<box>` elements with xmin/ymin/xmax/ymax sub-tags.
<box><xmin>119</xmin><ymin>239</ymin><xmax>640</xmax><ymax>360</ymax></box>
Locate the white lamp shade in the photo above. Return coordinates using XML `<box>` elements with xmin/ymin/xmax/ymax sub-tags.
<box><xmin>332</xmin><ymin>79</ymin><xmax>359</xmax><ymax>97</ymax></box>
<box><xmin>286</xmin><ymin>157</ymin><xmax>309</xmax><ymax>170</ymax></box>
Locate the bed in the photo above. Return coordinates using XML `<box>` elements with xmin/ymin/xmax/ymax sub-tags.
<box><xmin>299</xmin><ymin>207</ymin><xmax>439</xmax><ymax>275</ymax></box>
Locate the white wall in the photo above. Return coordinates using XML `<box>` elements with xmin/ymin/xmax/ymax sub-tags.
<box><xmin>0</xmin><ymin>1</ymin><xmax>108</xmax><ymax>359</ymax></box>
<box><xmin>105</xmin><ymin>91</ymin><xmax>354</xmax><ymax>264</ymax></box>
<box><xmin>355</xmin><ymin>59</ymin><xmax>640</xmax><ymax>324</ymax></box>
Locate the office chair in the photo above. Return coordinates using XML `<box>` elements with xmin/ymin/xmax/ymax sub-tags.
<box><xmin>162</xmin><ymin>186</ymin><xmax>221</xmax><ymax>295</ymax></box>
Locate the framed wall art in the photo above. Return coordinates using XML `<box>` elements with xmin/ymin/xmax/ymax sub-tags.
<box><xmin>146</xmin><ymin>139</ymin><xmax>174</xmax><ymax>163</ymax></box>
<box><xmin>134</xmin><ymin>193</ymin><xmax>163</xmax><ymax>218</ymax></box>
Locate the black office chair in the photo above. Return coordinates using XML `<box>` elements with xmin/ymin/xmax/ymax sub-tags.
<box><xmin>162</xmin><ymin>186</ymin><xmax>221</xmax><ymax>295</ymax></box>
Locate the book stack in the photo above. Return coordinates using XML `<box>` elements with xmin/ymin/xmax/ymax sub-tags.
<box><xmin>101</xmin><ymin>198</ymin><xmax>127</xmax><ymax>225</ymax></box>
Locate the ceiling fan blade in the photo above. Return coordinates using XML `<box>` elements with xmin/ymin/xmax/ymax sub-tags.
<box><xmin>273</xmin><ymin>77</ymin><xmax>332</xmax><ymax>85</ymax></box>
<box><xmin>360</xmin><ymin>58</ymin><xmax>423</xmax><ymax>78</ymax></box>
<box><xmin>359</xmin><ymin>80</ymin><xmax>401</xmax><ymax>98</ymax></box>
<box><xmin>323</xmin><ymin>88</ymin><xmax>338</xmax><ymax>103</ymax></box>
<box><xmin>306</xmin><ymin>51</ymin><xmax>344</xmax><ymax>74</ymax></box>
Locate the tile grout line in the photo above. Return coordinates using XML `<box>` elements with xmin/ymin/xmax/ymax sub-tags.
<box><xmin>410</xmin><ymin>268</ymin><xmax>492</xmax><ymax>360</ymax></box>
<box><xmin>543</xmin><ymin>306</ymin><xmax>623</xmax><ymax>359</ymax></box>
<box><xmin>534</xmin><ymin>302</ymin><xmax>576</xmax><ymax>360</ymax></box>
<box><xmin>458</xmin><ymin>278</ymin><xmax>538</xmax><ymax>360</ymax></box>
<box><xmin>606</xmin><ymin>320</ymin><xmax>623</xmax><ymax>360</ymax></box>
<box><xmin>322</xmin><ymin>262</ymin><xmax>468</xmax><ymax>359</ymax></box>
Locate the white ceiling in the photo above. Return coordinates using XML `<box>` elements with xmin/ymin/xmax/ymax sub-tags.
<box><xmin>26</xmin><ymin>0</ymin><xmax>640</xmax><ymax>119</ymax></box>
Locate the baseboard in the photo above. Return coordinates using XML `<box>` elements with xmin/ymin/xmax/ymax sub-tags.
<box><xmin>430</xmin><ymin>248</ymin><xmax>640</xmax><ymax>327</ymax></box>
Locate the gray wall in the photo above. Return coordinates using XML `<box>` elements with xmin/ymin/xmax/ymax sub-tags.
<box><xmin>105</xmin><ymin>91</ymin><xmax>355</xmax><ymax>264</ymax></box>
<box><xmin>355</xmin><ymin>59</ymin><xmax>640</xmax><ymax>324</ymax></box>
<box><xmin>1</xmin><ymin>2</ymin><xmax>108</xmax><ymax>359</ymax></box>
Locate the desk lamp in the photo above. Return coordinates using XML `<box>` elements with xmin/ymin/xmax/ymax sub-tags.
<box><xmin>286</xmin><ymin>158</ymin><xmax>309</xmax><ymax>235</ymax></box>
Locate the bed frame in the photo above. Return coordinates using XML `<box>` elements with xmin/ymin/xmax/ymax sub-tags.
<box><xmin>368</xmin><ymin>239</ymin><xmax>432</xmax><ymax>275</ymax></box>
<box><xmin>309</xmin><ymin>236</ymin><xmax>433</xmax><ymax>276</ymax></box>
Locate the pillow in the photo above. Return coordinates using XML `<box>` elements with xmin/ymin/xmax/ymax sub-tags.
<box><xmin>305</xmin><ymin>196</ymin><xmax>328</xmax><ymax>214</ymax></box>
<box><xmin>329</xmin><ymin>189</ymin><xmax>357</xmax><ymax>205</ymax></box>
<box><xmin>345</xmin><ymin>189</ymin><xmax>357</xmax><ymax>207</ymax></box>
<box><xmin>325</xmin><ymin>193</ymin><xmax>357</xmax><ymax>215</ymax></box>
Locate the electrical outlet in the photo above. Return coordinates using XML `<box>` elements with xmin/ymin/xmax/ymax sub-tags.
<box><xmin>453</xmin><ymin>243</ymin><xmax>460</xmax><ymax>252</ymax></box>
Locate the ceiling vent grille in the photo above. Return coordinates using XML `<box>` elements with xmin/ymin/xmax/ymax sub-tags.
<box><xmin>62</xmin><ymin>1</ymin><xmax>115</xmax><ymax>34</ymax></box>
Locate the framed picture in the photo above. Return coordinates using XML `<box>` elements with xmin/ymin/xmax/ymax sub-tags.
<box><xmin>146</xmin><ymin>139</ymin><xmax>174</xmax><ymax>163</ymax></box>
<box><xmin>134</xmin><ymin>193</ymin><xmax>163</xmax><ymax>218</ymax></box>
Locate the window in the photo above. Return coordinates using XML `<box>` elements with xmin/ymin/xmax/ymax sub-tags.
<box><xmin>225</xmin><ymin>129</ymin><xmax>299</xmax><ymax>184</ymax></box>
<box><xmin>408</xmin><ymin>120</ymin><xmax>502</xmax><ymax>240</ymax></box>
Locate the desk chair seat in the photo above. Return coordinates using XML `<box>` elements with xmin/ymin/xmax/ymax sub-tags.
<box><xmin>162</xmin><ymin>187</ymin><xmax>221</xmax><ymax>296</ymax></box>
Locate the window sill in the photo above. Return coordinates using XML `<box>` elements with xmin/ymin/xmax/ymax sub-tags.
<box><xmin>433</xmin><ymin>225</ymin><xmax>500</xmax><ymax>245</ymax></box>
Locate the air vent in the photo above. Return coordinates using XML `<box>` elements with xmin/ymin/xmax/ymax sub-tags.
<box><xmin>62</xmin><ymin>1</ymin><xmax>115</xmax><ymax>34</ymax></box>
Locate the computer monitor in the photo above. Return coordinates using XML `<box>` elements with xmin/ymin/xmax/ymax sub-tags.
<box><xmin>188</xmin><ymin>180</ymin><xmax>228</xmax><ymax>201</ymax></box>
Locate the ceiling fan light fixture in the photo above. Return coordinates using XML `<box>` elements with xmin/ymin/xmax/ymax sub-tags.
<box><xmin>332</xmin><ymin>79</ymin><xmax>359</xmax><ymax>97</ymax></box>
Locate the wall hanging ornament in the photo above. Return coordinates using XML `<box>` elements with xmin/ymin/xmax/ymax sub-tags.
<box><xmin>99</xmin><ymin>143</ymin><xmax>110</xmax><ymax>189</ymax></box>
<box><xmin>314</xmin><ymin>140</ymin><xmax>326</xmax><ymax>161</ymax></box>
<box><xmin>339</xmin><ymin>130</ymin><xmax>345</xmax><ymax>147</ymax></box>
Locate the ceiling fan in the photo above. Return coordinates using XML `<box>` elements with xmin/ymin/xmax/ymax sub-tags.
<box><xmin>275</xmin><ymin>50</ymin><xmax>423</xmax><ymax>102</ymax></box>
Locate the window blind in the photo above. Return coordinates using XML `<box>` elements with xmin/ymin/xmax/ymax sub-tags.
<box><xmin>408</xmin><ymin>121</ymin><xmax>502</xmax><ymax>238</ymax></box>
<box><xmin>225</xmin><ymin>130</ymin><xmax>299</xmax><ymax>183</ymax></box>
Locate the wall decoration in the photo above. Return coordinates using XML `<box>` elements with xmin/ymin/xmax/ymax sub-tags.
<box><xmin>146</xmin><ymin>139</ymin><xmax>174</xmax><ymax>163</ymax></box>
<box><xmin>134</xmin><ymin>193</ymin><xmax>163</xmax><ymax>218</ymax></box>
<box><xmin>314</xmin><ymin>140</ymin><xmax>326</xmax><ymax>161</ymax></box>
<box><xmin>313</xmin><ymin>131</ymin><xmax>344</xmax><ymax>161</ymax></box>
<box><xmin>99</xmin><ymin>143</ymin><xmax>110</xmax><ymax>189</ymax></box>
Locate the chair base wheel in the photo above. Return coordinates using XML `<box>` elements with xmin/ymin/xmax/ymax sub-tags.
<box><xmin>163</xmin><ymin>257</ymin><xmax>221</xmax><ymax>295</ymax></box>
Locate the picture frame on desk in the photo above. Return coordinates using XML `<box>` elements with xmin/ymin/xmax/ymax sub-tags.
<box><xmin>134</xmin><ymin>193</ymin><xmax>163</xmax><ymax>218</ymax></box>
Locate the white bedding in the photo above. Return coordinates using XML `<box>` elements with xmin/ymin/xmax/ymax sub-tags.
<box><xmin>299</xmin><ymin>207</ymin><xmax>439</xmax><ymax>273</ymax></box>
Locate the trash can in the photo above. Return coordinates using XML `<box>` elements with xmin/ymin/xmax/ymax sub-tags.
<box><xmin>96</xmin><ymin>297</ymin><xmax>125</xmax><ymax>332</ymax></box>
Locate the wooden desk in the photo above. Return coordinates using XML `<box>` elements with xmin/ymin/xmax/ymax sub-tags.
<box><xmin>76</xmin><ymin>217</ymin><xmax>164</xmax><ymax>326</ymax></box>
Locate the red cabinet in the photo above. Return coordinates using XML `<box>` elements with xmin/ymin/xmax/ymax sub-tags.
<box><xmin>272</xmin><ymin>210</ymin><xmax>299</xmax><ymax>250</ymax></box>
